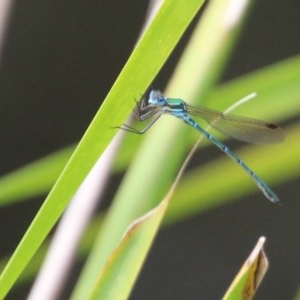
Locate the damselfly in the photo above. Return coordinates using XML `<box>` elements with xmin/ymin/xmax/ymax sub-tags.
<box><xmin>119</xmin><ymin>90</ymin><xmax>285</xmax><ymax>203</ymax></box>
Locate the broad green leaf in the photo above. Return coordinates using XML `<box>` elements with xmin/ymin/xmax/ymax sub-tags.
<box><xmin>0</xmin><ymin>1</ymin><xmax>204</xmax><ymax>297</ymax></box>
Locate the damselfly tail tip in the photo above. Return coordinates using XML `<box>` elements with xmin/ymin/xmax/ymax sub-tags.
<box><xmin>263</xmin><ymin>188</ymin><xmax>281</xmax><ymax>204</ymax></box>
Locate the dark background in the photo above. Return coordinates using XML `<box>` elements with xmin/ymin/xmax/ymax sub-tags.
<box><xmin>0</xmin><ymin>1</ymin><xmax>299</xmax><ymax>299</ymax></box>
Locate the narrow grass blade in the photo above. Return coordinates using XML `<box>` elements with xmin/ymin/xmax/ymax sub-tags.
<box><xmin>223</xmin><ymin>237</ymin><xmax>268</xmax><ymax>300</ymax></box>
<box><xmin>90</xmin><ymin>195</ymin><xmax>169</xmax><ymax>300</ymax></box>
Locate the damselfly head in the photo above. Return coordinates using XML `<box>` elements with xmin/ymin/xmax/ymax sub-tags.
<box><xmin>148</xmin><ymin>90</ymin><xmax>167</xmax><ymax>107</ymax></box>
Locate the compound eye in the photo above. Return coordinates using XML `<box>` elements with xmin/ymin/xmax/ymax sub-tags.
<box><xmin>156</xmin><ymin>95</ymin><xmax>165</xmax><ymax>104</ymax></box>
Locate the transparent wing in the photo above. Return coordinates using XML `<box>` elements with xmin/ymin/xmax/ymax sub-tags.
<box><xmin>187</xmin><ymin>104</ymin><xmax>285</xmax><ymax>144</ymax></box>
